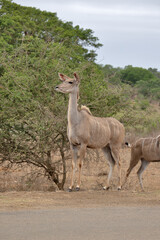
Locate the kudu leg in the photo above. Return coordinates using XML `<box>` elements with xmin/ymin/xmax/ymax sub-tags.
<box><xmin>102</xmin><ymin>146</ymin><xmax>115</xmax><ymax>190</ymax></box>
<box><xmin>110</xmin><ymin>147</ymin><xmax>122</xmax><ymax>190</ymax></box>
<box><xmin>69</xmin><ymin>144</ymin><xmax>78</xmax><ymax>191</ymax></box>
<box><xmin>137</xmin><ymin>159</ymin><xmax>149</xmax><ymax>191</ymax></box>
<box><xmin>122</xmin><ymin>157</ymin><xmax>139</xmax><ymax>188</ymax></box>
<box><xmin>76</xmin><ymin>144</ymin><xmax>86</xmax><ymax>191</ymax></box>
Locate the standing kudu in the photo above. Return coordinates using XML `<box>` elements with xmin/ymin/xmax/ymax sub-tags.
<box><xmin>55</xmin><ymin>73</ymin><xmax>125</xmax><ymax>191</ymax></box>
<box><xmin>123</xmin><ymin>135</ymin><xmax>160</xmax><ymax>191</ymax></box>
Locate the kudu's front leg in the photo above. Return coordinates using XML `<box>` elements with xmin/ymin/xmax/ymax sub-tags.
<box><xmin>76</xmin><ymin>144</ymin><xmax>86</xmax><ymax>191</ymax></box>
<box><xmin>69</xmin><ymin>144</ymin><xmax>78</xmax><ymax>192</ymax></box>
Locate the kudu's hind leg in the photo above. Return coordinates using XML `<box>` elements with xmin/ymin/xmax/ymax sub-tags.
<box><xmin>110</xmin><ymin>146</ymin><xmax>122</xmax><ymax>190</ymax></box>
<box><xmin>102</xmin><ymin>146</ymin><xmax>115</xmax><ymax>190</ymax></box>
<box><xmin>122</xmin><ymin>156</ymin><xmax>139</xmax><ymax>189</ymax></box>
<box><xmin>137</xmin><ymin>159</ymin><xmax>149</xmax><ymax>191</ymax></box>
<box><xmin>69</xmin><ymin>144</ymin><xmax>78</xmax><ymax>191</ymax></box>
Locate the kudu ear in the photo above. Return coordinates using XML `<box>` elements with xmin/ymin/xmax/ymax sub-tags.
<box><xmin>74</xmin><ymin>72</ymin><xmax>80</xmax><ymax>83</ymax></box>
<box><xmin>58</xmin><ymin>73</ymin><xmax>71</xmax><ymax>82</ymax></box>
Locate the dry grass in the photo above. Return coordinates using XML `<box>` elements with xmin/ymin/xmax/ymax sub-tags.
<box><xmin>1</xmin><ymin>147</ymin><xmax>160</xmax><ymax>210</ymax></box>
<box><xmin>1</xmin><ymin>147</ymin><xmax>160</xmax><ymax>192</ymax></box>
<box><xmin>1</xmin><ymin>189</ymin><xmax>160</xmax><ymax>211</ymax></box>
<box><xmin>0</xmin><ymin>163</ymin><xmax>55</xmax><ymax>192</ymax></box>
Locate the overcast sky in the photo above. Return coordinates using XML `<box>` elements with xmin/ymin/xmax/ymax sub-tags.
<box><xmin>13</xmin><ymin>0</ymin><xmax>160</xmax><ymax>70</ymax></box>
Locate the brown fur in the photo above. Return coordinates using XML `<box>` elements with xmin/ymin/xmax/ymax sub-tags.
<box><xmin>123</xmin><ymin>135</ymin><xmax>160</xmax><ymax>190</ymax></box>
<box><xmin>55</xmin><ymin>73</ymin><xmax>125</xmax><ymax>191</ymax></box>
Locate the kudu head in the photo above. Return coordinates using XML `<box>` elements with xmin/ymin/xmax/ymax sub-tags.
<box><xmin>55</xmin><ymin>73</ymin><xmax>80</xmax><ymax>97</ymax></box>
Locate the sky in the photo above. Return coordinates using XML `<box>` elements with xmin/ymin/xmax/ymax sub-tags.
<box><xmin>13</xmin><ymin>0</ymin><xmax>160</xmax><ymax>70</ymax></box>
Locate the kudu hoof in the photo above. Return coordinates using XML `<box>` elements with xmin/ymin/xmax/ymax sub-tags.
<box><xmin>68</xmin><ymin>188</ymin><xmax>72</xmax><ymax>192</ymax></box>
<box><xmin>76</xmin><ymin>187</ymin><xmax>80</xmax><ymax>191</ymax></box>
<box><xmin>117</xmin><ymin>186</ymin><xmax>122</xmax><ymax>191</ymax></box>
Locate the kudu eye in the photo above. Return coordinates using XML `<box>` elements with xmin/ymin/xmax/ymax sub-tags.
<box><xmin>68</xmin><ymin>81</ymin><xmax>73</xmax><ymax>84</ymax></box>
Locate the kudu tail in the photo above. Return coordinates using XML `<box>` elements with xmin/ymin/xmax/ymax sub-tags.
<box><xmin>125</xmin><ymin>142</ymin><xmax>131</xmax><ymax>148</ymax></box>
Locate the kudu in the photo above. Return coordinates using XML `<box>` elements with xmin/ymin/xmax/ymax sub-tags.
<box><xmin>123</xmin><ymin>135</ymin><xmax>160</xmax><ymax>191</ymax></box>
<box><xmin>55</xmin><ymin>73</ymin><xmax>125</xmax><ymax>191</ymax></box>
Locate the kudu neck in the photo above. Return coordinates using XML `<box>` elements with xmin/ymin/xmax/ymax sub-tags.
<box><xmin>68</xmin><ymin>91</ymin><xmax>79</xmax><ymax>125</ymax></box>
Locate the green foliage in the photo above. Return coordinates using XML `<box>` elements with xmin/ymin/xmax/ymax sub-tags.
<box><xmin>148</xmin><ymin>68</ymin><xmax>160</xmax><ymax>79</ymax></box>
<box><xmin>102</xmin><ymin>64</ymin><xmax>122</xmax><ymax>85</ymax></box>
<box><xmin>0</xmin><ymin>0</ymin><xmax>160</xmax><ymax>190</ymax></box>
<box><xmin>102</xmin><ymin>64</ymin><xmax>160</xmax><ymax>134</ymax></box>
<box><xmin>119</xmin><ymin>65</ymin><xmax>160</xmax><ymax>100</ymax></box>
<box><xmin>0</xmin><ymin>0</ymin><xmax>102</xmax><ymax>189</ymax></box>
<box><xmin>139</xmin><ymin>99</ymin><xmax>150</xmax><ymax>110</ymax></box>
<box><xmin>0</xmin><ymin>0</ymin><xmax>102</xmax><ymax>60</ymax></box>
<box><xmin>120</xmin><ymin>65</ymin><xmax>154</xmax><ymax>85</ymax></box>
<box><xmin>136</xmin><ymin>78</ymin><xmax>160</xmax><ymax>99</ymax></box>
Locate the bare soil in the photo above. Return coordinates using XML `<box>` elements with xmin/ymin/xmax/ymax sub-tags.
<box><xmin>1</xmin><ymin>148</ymin><xmax>160</xmax><ymax>210</ymax></box>
<box><xmin>1</xmin><ymin>189</ymin><xmax>160</xmax><ymax>211</ymax></box>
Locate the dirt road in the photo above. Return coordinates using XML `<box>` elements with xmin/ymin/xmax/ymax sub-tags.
<box><xmin>1</xmin><ymin>206</ymin><xmax>160</xmax><ymax>240</ymax></box>
<box><xmin>0</xmin><ymin>191</ymin><xmax>160</xmax><ymax>240</ymax></box>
